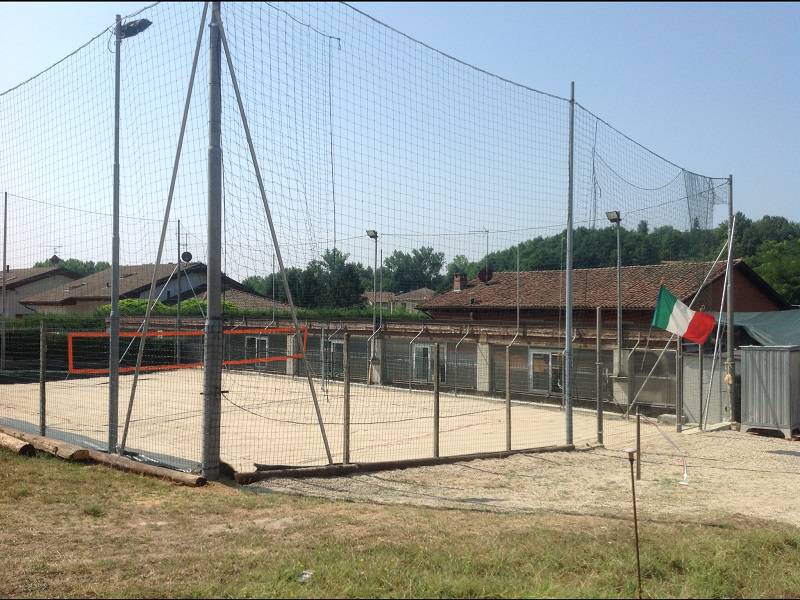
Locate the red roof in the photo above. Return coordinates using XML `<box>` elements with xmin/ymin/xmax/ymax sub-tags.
<box><xmin>422</xmin><ymin>261</ymin><xmax>740</xmax><ymax>312</ymax></box>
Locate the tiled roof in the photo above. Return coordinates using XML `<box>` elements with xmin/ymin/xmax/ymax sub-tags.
<box><xmin>0</xmin><ymin>266</ymin><xmax>79</xmax><ymax>290</ymax></box>
<box><xmin>395</xmin><ymin>287</ymin><xmax>437</xmax><ymax>302</ymax></box>
<box><xmin>23</xmin><ymin>263</ymin><xmax>203</xmax><ymax>305</ymax></box>
<box><xmin>199</xmin><ymin>288</ymin><xmax>290</xmax><ymax>312</ymax></box>
<box><xmin>363</xmin><ymin>291</ymin><xmax>396</xmax><ymax>303</ymax></box>
<box><xmin>421</xmin><ymin>261</ymin><xmax>736</xmax><ymax>312</ymax></box>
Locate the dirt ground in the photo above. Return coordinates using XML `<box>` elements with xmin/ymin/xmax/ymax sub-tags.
<box><xmin>254</xmin><ymin>425</ymin><xmax>800</xmax><ymax>528</ymax></box>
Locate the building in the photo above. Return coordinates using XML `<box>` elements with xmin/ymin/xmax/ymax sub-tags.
<box><xmin>22</xmin><ymin>263</ymin><xmax>246</xmax><ymax>315</ymax></box>
<box><xmin>394</xmin><ymin>287</ymin><xmax>437</xmax><ymax>313</ymax></box>
<box><xmin>362</xmin><ymin>291</ymin><xmax>396</xmax><ymax>313</ymax></box>
<box><xmin>420</xmin><ymin>260</ymin><xmax>788</xmax><ymax>333</ymax></box>
<box><xmin>0</xmin><ymin>260</ymin><xmax>81</xmax><ymax>317</ymax></box>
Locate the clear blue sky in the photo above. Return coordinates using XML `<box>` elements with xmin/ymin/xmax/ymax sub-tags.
<box><xmin>1</xmin><ymin>1</ymin><xmax>798</xmax><ymax>224</ymax></box>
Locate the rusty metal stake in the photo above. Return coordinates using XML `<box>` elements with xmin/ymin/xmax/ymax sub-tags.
<box><xmin>626</xmin><ymin>448</ymin><xmax>643</xmax><ymax>600</ymax></box>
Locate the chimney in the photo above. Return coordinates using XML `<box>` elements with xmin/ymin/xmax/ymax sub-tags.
<box><xmin>453</xmin><ymin>274</ymin><xmax>467</xmax><ymax>292</ymax></box>
<box><xmin>477</xmin><ymin>265</ymin><xmax>493</xmax><ymax>283</ymax></box>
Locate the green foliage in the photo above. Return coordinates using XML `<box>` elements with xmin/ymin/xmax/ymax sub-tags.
<box><xmin>95</xmin><ymin>298</ymin><xmax>240</xmax><ymax>317</ymax></box>
<box><xmin>33</xmin><ymin>258</ymin><xmax>110</xmax><ymax>277</ymax></box>
<box><xmin>383</xmin><ymin>247</ymin><xmax>446</xmax><ymax>293</ymax></box>
<box><xmin>750</xmin><ymin>239</ymin><xmax>800</xmax><ymax>305</ymax></box>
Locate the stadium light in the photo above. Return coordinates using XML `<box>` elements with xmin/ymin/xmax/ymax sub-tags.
<box><xmin>120</xmin><ymin>19</ymin><xmax>152</xmax><ymax>39</ymax></box>
<box><xmin>607</xmin><ymin>210</ymin><xmax>623</xmax><ymax>373</ymax></box>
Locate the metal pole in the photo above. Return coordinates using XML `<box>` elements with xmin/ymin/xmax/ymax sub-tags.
<box><xmin>433</xmin><ymin>343</ymin><xmax>440</xmax><ymax>458</ymax></box>
<box><xmin>596</xmin><ymin>306</ymin><xmax>603</xmax><ymax>445</ymax></box>
<box><xmin>698</xmin><ymin>344</ymin><xmax>704</xmax><ymax>429</ymax></box>
<box><xmin>564</xmin><ymin>81</ymin><xmax>575</xmax><ymax>445</ymax></box>
<box><xmin>1</xmin><ymin>191</ymin><xmax>7</xmax><ymax>372</ymax></box>
<box><xmin>320</xmin><ymin>326</ymin><xmax>326</xmax><ymax>390</ymax></box>
<box><xmin>39</xmin><ymin>319</ymin><xmax>46</xmax><ymax>436</ymax></box>
<box><xmin>202</xmin><ymin>1</ymin><xmax>223</xmax><ymax>480</ymax></box>
<box><xmin>176</xmin><ymin>219</ymin><xmax>181</xmax><ymax>364</ymax></box>
<box><xmin>726</xmin><ymin>175</ymin><xmax>736</xmax><ymax>422</ymax></box>
<box><xmin>635</xmin><ymin>406</ymin><xmax>641</xmax><ymax>480</ymax></box>
<box><xmin>627</xmin><ymin>449</ymin><xmax>643</xmax><ymax>599</ymax></box>
<box><xmin>379</xmin><ymin>247</ymin><xmax>383</xmax><ymax>327</ymax></box>
<box><xmin>342</xmin><ymin>333</ymin><xmax>350</xmax><ymax>464</ymax></box>
<box><xmin>372</xmin><ymin>236</ymin><xmax>377</xmax><ymax>334</ymax></box>
<box><xmin>616</xmin><ymin>219</ymin><xmax>622</xmax><ymax>375</ymax></box>
<box><xmin>676</xmin><ymin>338</ymin><xmax>683</xmax><ymax>433</ymax></box>
<box><xmin>108</xmin><ymin>14</ymin><xmax>122</xmax><ymax>454</ymax></box>
<box><xmin>505</xmin><ymin>345</ymin><xmax>511</xmax><ymax>451</ymax></box>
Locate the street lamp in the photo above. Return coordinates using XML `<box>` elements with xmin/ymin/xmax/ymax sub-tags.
<box><xmin>109</xmin><ymin>14</ymin><xmax>152</xmax><ymax>454</ymax></box>
<box><xmin>606</xmin><ymin>211</ymin><xmax>622</xmax><ymax>375</ymax></box>
<box><xmin>366</xmin><ymin>230</ymin><xmax>378</xmax><ymax>333</ymax></box>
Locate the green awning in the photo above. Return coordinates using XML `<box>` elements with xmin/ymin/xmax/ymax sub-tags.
<box><xmin>716</xmin><ymin>310</ymin><xmax>800</xmax><ymax>346</ymax></box>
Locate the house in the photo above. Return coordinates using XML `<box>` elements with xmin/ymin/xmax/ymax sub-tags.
<box><xmin>0</xmin><ymin>260</ymin><xmax>81</xmax><ymax>317</ymax></box>
<box><xmin>394</xmin><ymin>287</ymin><xmax>436</xmax><ymax>313</ymax></box>
<box><xmin>362</xmin><ymin>291</ymin><xmax>396</xmax><ymax>313</ymax></box>
<box><xmin>198</xmin><ymin>288</ymin><xmax>290</xmax><ymax>313</ymax></box>
<box><xmin>420</xmin><ymin>260</ymin><xmax>788</xmax><ymax>331</ymax></box>
<box><xmin>22</xmin><ymin>262</ymin><xmax>247</xmax><ymax>315</ymax></box>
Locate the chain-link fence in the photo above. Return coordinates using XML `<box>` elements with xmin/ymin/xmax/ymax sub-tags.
<box><xmin>0</xmin><ymin>2</ymin><xmax>730</xmax><ymax>477</ymax></box>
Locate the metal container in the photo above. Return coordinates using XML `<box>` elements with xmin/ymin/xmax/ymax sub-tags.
<box><xmin>740</xmin><ymin>346</ymin><xmax>800</xmax><ymax>438</ymax></box>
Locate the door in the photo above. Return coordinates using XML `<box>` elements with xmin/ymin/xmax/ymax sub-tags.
<box><xmin>528</xmin><ymin>350</ymin><xmax>550</xmax><ymax>393</ymax></box>
<box><xmin>413</xmin><ymin>344</ymin><xmax>431</xmax><ymax>382</ymax></box>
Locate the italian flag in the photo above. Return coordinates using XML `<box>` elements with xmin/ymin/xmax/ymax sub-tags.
<box><xmin>651</xmin><ymin>286</ymin><xmax>716</xmax><ymax>344</ymax></box>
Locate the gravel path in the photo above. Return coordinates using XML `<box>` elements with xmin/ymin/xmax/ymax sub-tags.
<box><xmin>253</xmin><ymin>426</ymin><xmax>800</xmax><ymax>527</ymax></box>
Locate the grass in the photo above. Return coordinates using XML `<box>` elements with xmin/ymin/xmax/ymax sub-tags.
<box><xmin>2</xmin><ymin>449</ymin><xmax>800</xmax><ymax>598</ymax></box>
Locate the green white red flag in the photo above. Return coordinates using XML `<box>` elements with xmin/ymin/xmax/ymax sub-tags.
<box><xmin>651</xmin><ymin>286</ymin><xmax>716</xmax><ymax>344</ymax></box>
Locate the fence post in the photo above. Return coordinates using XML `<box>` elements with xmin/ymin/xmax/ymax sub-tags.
<box><xmin>596</xmin><ymin>307</ymin><xmax>603</xmax><ymax>445</ymax></box>
<box><xmin>505</xmin><ymin>345</ymin><xmax>511</xmax><ymax>451</ymax></box>
<box><xmin>433</xmin><ymin>343</ymin><xmax>440</xmax><ymax>458</ymax></box>
<box><xmin>635</xmin><ymin>405</ymin><xmax>641</xmax><ymax>480</ymax></box>
<box><xmin>698</xmin><ymin>344</ymin><xmax>704</xmax><ymax>430</ymax></box>
<box><xmin>39</xmin><ymin>319</ymin><xmax>47</xmax><ymax>436</ymax></box>
<box><xmin>676</xmin><ymin>339</ymin><xmax>683</xmax><ymax>433</ymax></box>
<box><xmin>342</xmin><ymin>333</ymin><xmax>350</xmax><ymax>464</ymax></box>
<box><xmin>564</xmin><ymin>81</ymin><xmax>575</xmax><ymax>446</ymax></box>
<box><xmin>1</xmin><ymin>191</ymin><xmax>6</xmax><ymax>372</ymax></box>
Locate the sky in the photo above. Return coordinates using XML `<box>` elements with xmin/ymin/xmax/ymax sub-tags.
<box><xmin>0</xmin><ymin>1</ymin><xmax>798</xmax><ymax>238</ymax></box>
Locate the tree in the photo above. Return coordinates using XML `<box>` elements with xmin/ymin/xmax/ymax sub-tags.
<box><xmin>750</xmin><ymin>239</ymin><xmax>800</xmax><ymax>306</ymax></box>
<box><xmin>384</xmin><ymin>247</ymin><xmax>445</xmax><ymax>292</ymax></box>
<box><xmin>33</xmin><ymin>258</ymin><xmax>110</xmax><ymax>277</ymax></box>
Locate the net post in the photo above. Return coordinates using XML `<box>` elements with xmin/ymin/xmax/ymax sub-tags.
<box><xmin>433</xmin><ymin>342</ymin><xmax>440</xmax><ymax>458</ymax></box>
<box><xmin>596</xmin><ymin>306</ymin><xmax>603</xmax><ymax>445</ymax></box>
<box><xmin>676</xmin><ymin>338</ymin><xmax>683</xmax><ymax>433</ymax></box>
<box><xmin>342</xmin><ymin>332</ymin><xmax>350</xmax><ymax>464</ymax></box>
<box><xmin>39</xmin><ymin>319</ymin><xmax>47</xmax><ymax>436</ymax></box>
<box><xmin>108</xmin><ymin>13</ymin><xmax>122</xmax><ymax>454</ymax></box>
<box><xmin>726</xmin><ymin>174</ymin><xmax>736</xmax><ymax>423</ymax></box>
<box><xmin>635</xmin><ymin>405</ymin><xmax>641</xmax><ymax>481</ymax></box>
<box><xmin>176</xmin><ymin>219</ymin><xmax>181</xmax><ymax>365</ymax></box>
<box><xmin>564</xmin><ymin>81</ymin><xmax>575</xmax><ymax>446</ymax></box>
<box><xmin>202</xmin><ymin>0</ymin><xmax>223</xmax><ymax>481</ymax></box>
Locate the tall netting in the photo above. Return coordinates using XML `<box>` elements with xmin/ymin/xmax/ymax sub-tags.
<box><xmin>0</xmin><ymin>1</ymin><xmax>728</xmax><ymax>474</ymax></box>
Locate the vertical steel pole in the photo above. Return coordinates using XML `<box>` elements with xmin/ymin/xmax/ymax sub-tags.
<box><xmin>676</xmin><ymin>338</ymin><xmax>683</xmax><ymax>433</ymax></box>
<box><xmin>342</xmin><ymin>333</ymin><xmax>350</xmax><ymax>464</ymax></box>
<box><xmin>433</xmin><ymin>343</ymin><xmax>440</xmax><ymax>458</ymax></box>
<box><xmin>505</xmin><ymin>345</ymin><xmax>511</xmax><ymax>451</ymax></box>
<box><xmin>176</xmin><ymin>219</ymin><xmax>181</xmax><ymax>364</ymax></box>
<box><xmin>372</xmin><ymin>237</ymin><xmax>377</xmax><ymax>333</ymax></box>
<box><xmin>202</xmin><ymin>1</ymin><xmax>223</xmax><ymax>480</ymax></box>
<box><xmin>726</xmin><ymin>175</ymin><xmax>736</xmax><ymax>422</ymax></box>
<box><xmin>320</xmin><ymin>326</ymin><xmax>326</xmax><ymax>389</ymax></box>
<box><xmin>565</xmin><ymin>81</ymin><xmax>575</xmax><ymax>445</ymax></box>
<box><xmin>1</xmin><ymin>191</ymin><xmax>7</xmax><ymax>372</ymax></box>
<box><xmin>596</xmin><ymin>307</ymin><xmax>603</xmax><ymax>445</ymax></box>
<box><xmin>616</xmin><ymin>219</ymin><xmax>622</xmax><ymax>375</ymax></box>
<box><xmin>635</xmin><ymin>406</ymin><xmax>641</xmax><ymax>480</ymax></box>
<box><xmin>108</xmin><ymin>15</ymin><xmax>122</xmax><ymax>454</ymax></box>
<box><xmin>39</xmin><ymin>319</ymin><xmax>47</xmax><ymax>436</ymax></box>
<box><xmin>698</xmin><ymin>344</ymin><xmax>704</xmax><ymax>429</ymax></box>
<box><xmin>379</xmin><ymin>247</ymin><xmax>383</xmax><ymax>327</ymax></box>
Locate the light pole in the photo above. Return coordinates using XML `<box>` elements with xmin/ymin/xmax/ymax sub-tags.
<box><xmin>366</xmin><ymin>230</ymin><xmax>378</xmax><ymax>333</ymax></box>
<box><xmin>606</xmin><ymin>210</ymin><xmax>622</xmax><ymax>375</ymax></box>
<box><xmin>110</xmin><ymin>14</ymin><xmax>152</xmax><ymax>453</ymax></box>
